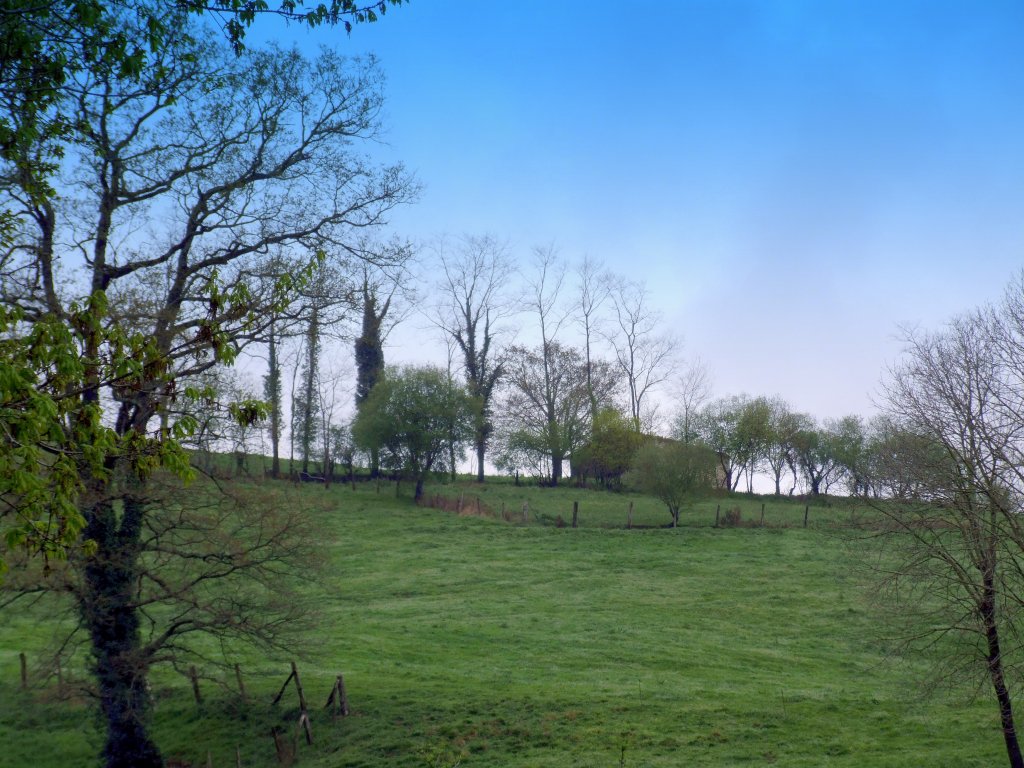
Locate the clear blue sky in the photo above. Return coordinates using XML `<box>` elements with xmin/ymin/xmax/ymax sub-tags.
<box><xmin>252</xmin><ymin>0</ymin><xmax>1024</xmax><ymax>422</ymax></box>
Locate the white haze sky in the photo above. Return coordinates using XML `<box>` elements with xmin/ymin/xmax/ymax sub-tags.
<box><xmin>244</xmin><ymin>0</ymin><xmax>1024</xmax><ymax>426</ymax></box>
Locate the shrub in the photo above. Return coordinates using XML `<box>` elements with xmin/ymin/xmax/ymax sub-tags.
<box><xmin>720</xmin><ymin>506</ymin><xmax>742</xmax><ymax>527</ymax></box>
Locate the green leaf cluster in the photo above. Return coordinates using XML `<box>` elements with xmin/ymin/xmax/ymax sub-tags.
<box><xmin>0</xmin><ymin>298</ymin><xmax>198</xmax><ymax>571</ymax></box>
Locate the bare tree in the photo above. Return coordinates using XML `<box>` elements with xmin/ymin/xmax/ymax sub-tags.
<box><xmin>317</xmin><ymin>359</ymin><xmax>352</xmax><ymax>487</ymax></box>
<box><xmin>671</xmin><ymin>357</ymin><xmax>713</xmax><ymax>445</ymax></box>
<box><xmin>499</xmin><ymin>342</ymin><xmax>617</xmax><ymax>485</ymax></box>
<box><xmin>608</xmin><ymin>280</ymin><xmax>677</xmax><ymax>433</ymax></box>
<box><xmin>527</xmin><ymin>244</ymin><xmax>570</xmax><ymax>350</ymax></box>
<box><xmin>873</xmin><ymin>282</ymin><xmax>1024</xmax><ymax>768</ymax></box>
<box><xmin>434</xmin><ymin>235</ymin><xmax>513</xmax><ymax>482</ymax></box>
<box><xmin>2</xmin><ymin>472</ymin><xmax>320</xmax><ymax>716</ymax></box>
<box><xmin>574</xmin><ymin>255</ymin><xmax>612</xmax><ymax>421</ymax></box>
<box><xmin>501</xmin><ymin>246</ymin><xmax>573</xmax><ymax>483</ymax></box>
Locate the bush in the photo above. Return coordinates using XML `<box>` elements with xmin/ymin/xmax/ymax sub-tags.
<box><xmin>720</xmin><ymin>506</ymin><xmax>742</xmax><ymax>527</ymax></box>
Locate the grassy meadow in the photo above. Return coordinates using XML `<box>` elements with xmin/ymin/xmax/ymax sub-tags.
<box><xmin>0</xmin><ymin>478</ymin><xmax>1007</xmax><ymax>767</ymax></box>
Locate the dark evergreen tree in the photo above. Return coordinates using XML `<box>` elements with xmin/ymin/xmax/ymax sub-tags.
<box><xmin>294</xmin><ymin>304</ymin><xmax>321</xmax><ymax>475</ymax></box>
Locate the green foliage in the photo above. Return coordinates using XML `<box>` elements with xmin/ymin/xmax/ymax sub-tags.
<box><xmin>181</xmin><ymin>0</ymin><xmax>408</xmax><ymax>48</ymax></box>
<box><xmin>573</xmin><ymin>407</ymin><xmax>643</xmax><ymax>489</ymax></box>
<box><xmin>0</xmin><ymin>300</ymin><xmax>196</xmax><ymax>568</ymax></box>
<box><xmin>353</xmin><ymin>366</ymin><xmax>474</xmax><ymax>498</ymax></box>
<box><xmin>629</xmin><ymin>439</ymin><xmax>717</xmax><ymax>526</ymax></box>
<box><xmin>1</xmin><ymin>0</ymin><xmax>408</xmax><ymax>168</ymax></box>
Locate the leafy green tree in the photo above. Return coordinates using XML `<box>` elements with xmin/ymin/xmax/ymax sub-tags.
<box><xmin>791</xmin><ymin>420</ymin><xmax>842</xmax><ymax>496</ymax></box>
<box><xmin>694</xmin><ymin>396</ymin><xmax>745</xmax><ymax>491</ymax></box>
<box><xmin>574</xmin><ymin>407</ymin><xmax>643</xmax><ymax>489</ymax></box>
<box><xmin>733</xmin><ymin>396</ymin><xmax>772</xmax><ymax>493</ymax></box>
<box><xmin>827</xmin><ymin>415</ymin><xmax>868</xmax><ymax>495</ymax></box>
<box><xmin>352</xmin><ymin>366</ymin><xmax>475</xmax><ymax>501</ymax></box>
<box><xmin>630</xmin><ymin>440</ymin><xmax>717</xmax><ymax>527</ymax></box>
<box><xmin>0</xmin><ymin>11</ymin><xmax>413</xmax><ymax>764</ymax></box>
<box><xmin>763</xmin><ymin>397</ymin><xmax>800</xmax><ymax>495</ymax></box>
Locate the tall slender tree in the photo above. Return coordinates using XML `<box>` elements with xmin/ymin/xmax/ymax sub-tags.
<box><xmin>295</xmin><ymin>304</ymin><xmax>322</xmax><ymax>475</ymax></box>
<box><xmin>575</xmin><ymin>256</ymin><xmax>612</xmax><ymax>421</ymax></box>
<box><xmin>264</xmin><ymin>316</ymin><xmax>284</xmax><ymax>477</ymax></box>
<box><xmin>435</xmin><ymin>235</ymin><xmax>513</xmax><ymax>482</ymax></box>
<box><xmin>608</xmin><ymin>280</ymin><xmax>677</xmax><ymax>433</ymax></box>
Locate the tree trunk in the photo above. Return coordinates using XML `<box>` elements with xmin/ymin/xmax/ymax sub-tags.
<box><xmin>551</xmin><ymin>454</ymin><xmax>563</xmax><ymax>486</ymax></box>
<box><xmin>267</xmin><ymin>321</ymin><xmax>281</xmax><ymax>479</ymax></box>
<box><xmin>414</xmin><ymin>475</ymin><xmax>425</xmax><ymax>501</ymax></box>
<box><xmin>369</xmin><ymin>447</ymin><xmax>380</xmax><ymax>479</ymax></box>
<box><xmin>476</xmin><ymin>438</ymin><xmax>485</xmax><ymax>483</ymax></box>
<box><xmin>80</xmin><ymin>495</ymin><xmax>162</xmax><ymax>768</ymax></box>
<box><xmin>983</xmin><ymin>574</ymin><xmax>1024</xmax><ymax>768</ymax></box>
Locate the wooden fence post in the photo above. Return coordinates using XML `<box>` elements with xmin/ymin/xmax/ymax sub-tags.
<box><xmin>325</xmin><ymin>674</ymin><xmax>350</xmax><ymax>718</ymax></box>
<box><xmin>19</xmin><ymin>652</ymin><xmax>27</xmax><ymax>691</ymax></box>
<box><xmin>760</xmin><ymin>502</ymin><xmax>765</xmax><ymax>527</ymax></box>
<box><xmin>271</xmin><ymin>666</ymin><xmax>295</xmax><ymax>706</ymax></box>
<box><xmin>522</xmin><ymin>501</ymin><xmax>529</xmax><ymax>523</ymax></box>
<box><xmin>271</xmin><ymin>727</ymin><xmax>290</xmax><ymax>765</ymax></box>
<box><xmin>572</xmin><ymin>501</ymin><xmax>578</xmax><ymax>529</ymax></box>
<box><xmin>804</xmin><ymin>504</ymin><xmax>809</xmax><ymax>528</ymax></box>
<box><xmin>298</xmin><ymin>712</ymin><xmax>313</xmax><ymax>746</ymax></box>
<box><xmin>236</xmin><ymin>745</ymin><xmax>243</xmax><ymax>768</ymax></box>
<box><xmin>289</xmin><ymin>660</ymin><xmax>313</xmax><ymax>745</ymax></box>
<box><xmin>715</xmin><ymin>504</ymin><xmax>720</xmax><ymax>528</ymax></box>
<box><xmin>290</xmin><ymin>661</ymin><xmax>307</xmax><ymax>712</ymax></box>
<box><xmin>189</xmin><ymin>665</ymin><xmax>202</xmax><ymax>704</ymax></box>
<box><xmin>627</xmin><ymin>501</ymin><xmax>633</xmax><ymax>529</ymax></box>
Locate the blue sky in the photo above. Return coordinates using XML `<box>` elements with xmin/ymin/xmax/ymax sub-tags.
<box><xmin>251</xmin><ymin>1</ymin><xmax>1024</xmax><ymax>421</ymax></box>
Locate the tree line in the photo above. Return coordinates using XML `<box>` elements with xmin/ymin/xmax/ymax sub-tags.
<box><xmin>250</xmin><ymin>235</ymin><xmax>929</xmax><ymax>505</ymax></box>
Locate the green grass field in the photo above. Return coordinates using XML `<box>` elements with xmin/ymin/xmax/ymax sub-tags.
<box><xmin>0</xmin><ymin>479</ymin><xmax>1007</xmax><ymax>767</ymax></box>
